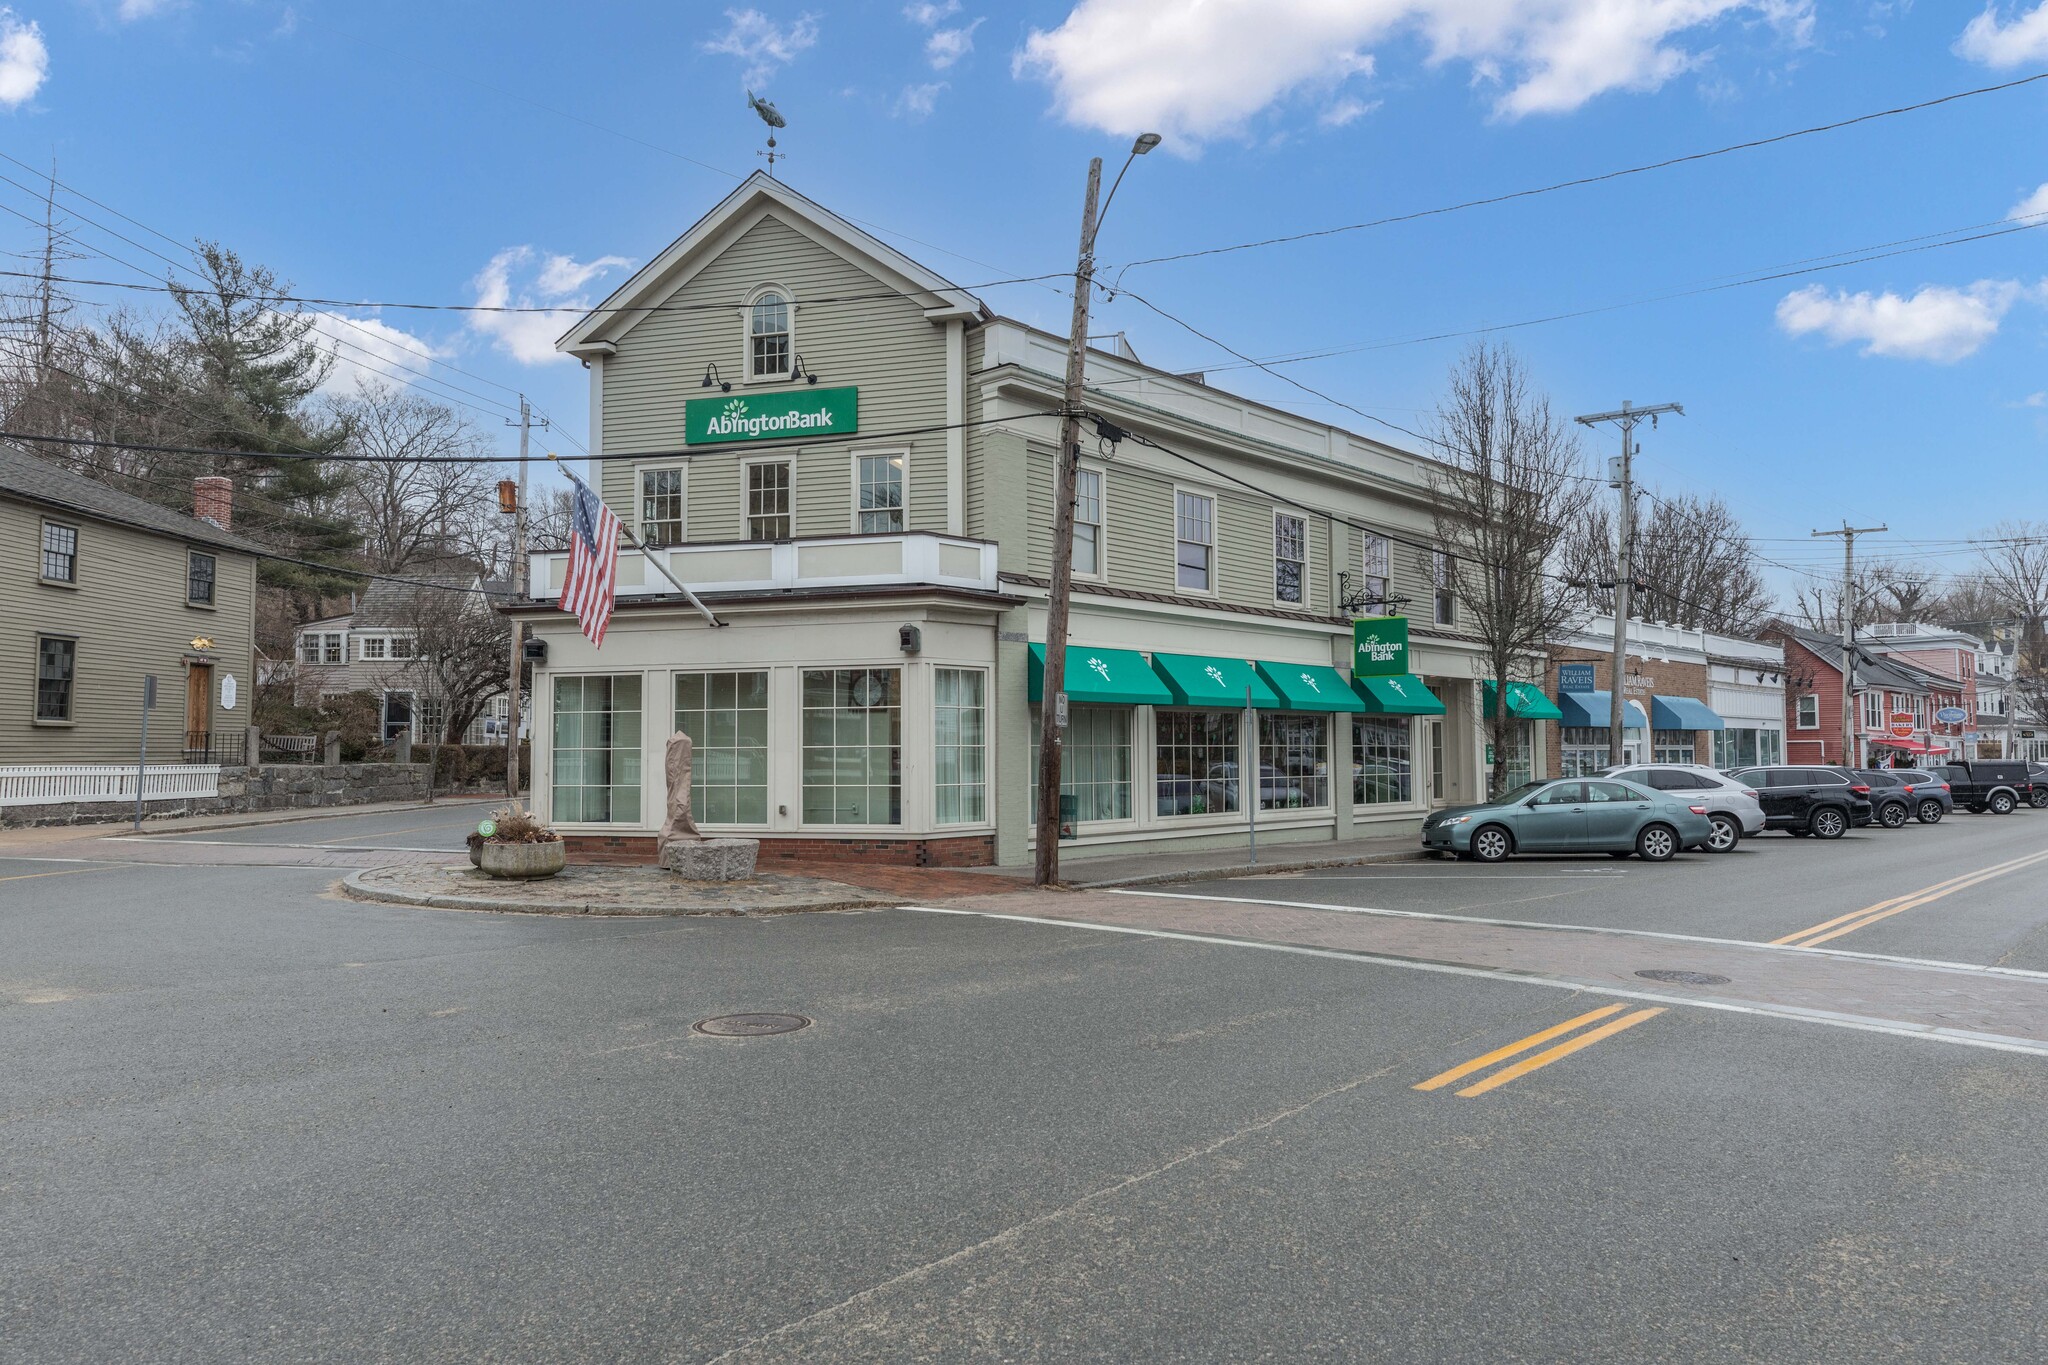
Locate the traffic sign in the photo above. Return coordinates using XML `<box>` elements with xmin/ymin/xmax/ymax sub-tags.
<box><xmin>1935</xmin><ymin>706</ymin><xmax>1968</xmax><ymax>725</ymax></box>
<box><xmin>1889</xmin><ymin>712</ymin><xmax>1915</xmax><ymax>739</ymax></box>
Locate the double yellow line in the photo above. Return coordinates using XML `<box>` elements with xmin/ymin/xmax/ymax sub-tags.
<box><xmin>1414</xmin><ymin>1003</ymin><xmax>1665</xmax><ymax>1098</ymax></box>
<box><xmin>1772</xmin><ymin>846</ymin><xmax>2048</xmax><ymax>949</ymax></box>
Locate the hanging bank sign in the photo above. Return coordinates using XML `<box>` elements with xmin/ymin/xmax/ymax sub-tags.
<box><xmin>1352</xmin><ymin>615</ymin><xmax>1409</xmax><ymax>677</ymax></box>
<box><xmin>685</xmin><ymin>387</ymin><xmax>859</xmax><ymax>446</ymax></box>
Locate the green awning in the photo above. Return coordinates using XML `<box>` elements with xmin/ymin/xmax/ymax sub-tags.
<box><xmin>1353</xmin><ymin>673</ymin><xmax>1446</xmax><ymax>716</ymax></box>
<box><xmin>1255</xmin><ymin>661</ymin><xmax>1366</xmax><ymax>713</ymax></box>
<box><xmin>1028</xmin><ymin>644</ymin><xmax>1174</xmax><ymax>706</ymax></box>
<box><xmin>1484</xmin><ymin>680</ymin><xmax>1565</xmax><ymax>721</ymax></box>
<box><xmin>1150</xmin><ymin>652</ymin><xmax>1282</xmax><ymax>708</ymax></box>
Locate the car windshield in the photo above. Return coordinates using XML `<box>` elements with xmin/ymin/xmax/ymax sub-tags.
<box><xmin>1498</xmin><ymin>782</ymin><xmax>1551</xmax><ymax>804</ymax></box>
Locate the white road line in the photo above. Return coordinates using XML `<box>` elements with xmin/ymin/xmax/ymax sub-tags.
<box><xmin>1104</xmin><ymin>888</ymin><xmax>2048</xmax><ymax>984</ymax></box>
<box><xmin>898</xmin><ymin>906</ymin><xmax>2048</xmax><ymax>1058</ymax></box>
<box><xmin>101</xmin><ymin>837</ymin><xmax>458</xmax><ymax>853</ymax></box>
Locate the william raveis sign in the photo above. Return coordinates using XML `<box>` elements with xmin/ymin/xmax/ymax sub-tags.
<box><xmin>685</xmin><ymin>387</ymin><xmax>859</xmax><ymax>446</ymax></box>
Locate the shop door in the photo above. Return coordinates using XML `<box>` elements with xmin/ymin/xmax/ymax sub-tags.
<box><xmin>185</xmin><ymin>662</ymin><xmax>212</xmax><ymax>753</ymax></box>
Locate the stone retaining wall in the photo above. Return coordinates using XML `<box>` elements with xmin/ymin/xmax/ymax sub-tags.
<box><xmin>2</xmin><ymin>762</ymin><xmax>434</xmax><ymax>828</ymax></box>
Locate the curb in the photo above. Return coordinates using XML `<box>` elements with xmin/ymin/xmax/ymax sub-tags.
<box><xmin>338</xmin><ymin>867</ymin><xmax>886</xmax><ymax>918</ymax></box>
<box><xmin>1071</xmin><ymin>848</ymin><xmax>1429</xmax><ymax>889</ymax></box>
<box><xmin>123</xmin><ymin>796</ymin><xmax>503</xmax><ymax>839</ymax></box>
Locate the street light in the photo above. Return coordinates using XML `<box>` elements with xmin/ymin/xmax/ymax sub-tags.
<box><xmin>1034</xmin><ymin>131</ymin><xmax>1163</xmax><ymax>887</ymax></box>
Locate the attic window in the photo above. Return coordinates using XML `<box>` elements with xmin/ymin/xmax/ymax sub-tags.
<box><xmin>749</xmin><ymin>290</ymin><xmax>791</xmax><ymax>379</ymax></box>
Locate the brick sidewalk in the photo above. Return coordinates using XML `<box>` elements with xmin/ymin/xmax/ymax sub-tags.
<box><xmin>922</xmin><ymin>888</ymin><xmax>2048</xmax><ymax>1052</ymax></box>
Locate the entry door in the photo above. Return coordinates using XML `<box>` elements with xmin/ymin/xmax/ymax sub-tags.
<box><xmin>185</xmin><ymin>662</ymin><xmax>212</xmax><ymax>752</ymax></box>
<box><xmin>383</xmin><ymin>691</ymin><xmax>415</xmax><ymax>743</ymax></box>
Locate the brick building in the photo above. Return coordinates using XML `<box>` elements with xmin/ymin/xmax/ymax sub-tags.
<box><xmin>1543</xmin><ymin>617</ymin><xmax>1779</xmax><ymax>776</ymax></box>
<box><xmin>1764</xmin><ymin>625</ymin><xmax>1966</xmax><ymax>767</ymax></box>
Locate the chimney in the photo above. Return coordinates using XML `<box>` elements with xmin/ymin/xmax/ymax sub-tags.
<box><xmin>192</xmin><ymin>476</ymin><xmax>233</xmax><ymax>530</ymax></box>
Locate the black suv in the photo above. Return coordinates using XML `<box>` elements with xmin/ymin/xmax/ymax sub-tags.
<box><xmin>1726</xmin><ymin>765</ymin><xmax>1874</xmax><ymax>839</ymax></box>
<box><xmin>2029</xmin><ymin>763</ymin><xmax>2048</xmax><ymax>808</ymax></box>
<box><xmin>1853</xmin><ymin>770</ymin><xmax>1917</xmax><ymax>829</ymax></box>
<box><xmin>1933</xmin><ymin>762</ymin><xmax>2034</xmax><ymax>815</ymax></box>
<box><xmin>1889</xmin><ymin>769</ymin><xmax>1955</xmax><ymax>824</ymax></box>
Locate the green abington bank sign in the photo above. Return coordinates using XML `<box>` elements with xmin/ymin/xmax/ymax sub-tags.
<box><xmin>685</xmin><ymin>387</ymin><xmax>859</xmax><ymax>446</ymax></box>
<box><xmin>1352</xmin><ymin>615</ymin><xmax>1409</xmax><ymax>677</ymax></box>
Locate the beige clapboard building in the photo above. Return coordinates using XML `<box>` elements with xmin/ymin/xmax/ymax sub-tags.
<box><xmin>3</xmin><ymin>446</ymin><xmax>258</xmax><ymax>767</ymax></box>
<box><xmin>513</xmin><ymin>174</ymin><xmax>1530</xmax><ymax>867</ymax></box>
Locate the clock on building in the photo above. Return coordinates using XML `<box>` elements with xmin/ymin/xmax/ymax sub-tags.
<box><xmin>850</xmin><ymin>672</ymin><xmax>889</xmax><ymax>708</ymax></box>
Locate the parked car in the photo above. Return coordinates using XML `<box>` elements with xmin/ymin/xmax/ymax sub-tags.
<box><xmin>1599</xmin><ymin>763</ymin><xmax>1764</xmax><ymax>853</ymax></box>
<box><xmin>1725</xmin><ymin>765</ymin><xmax>1874</xmax><ymax>839</ymax></box>
<box><xmin>1853</xmin><ymin>770</ymin><xmax>1917</xmax><ymax>829</ymax></box>
<box><xmin>1885</xmin><ymin>768</ymin><xmax>1955</xmax><ymax>824</ymax></box>
<box><xmin>1932</xmin><ymin>761</ymin><xmax>2033</xmax><ymax>815</ymax></box>
<box><xmin>1420</xmin><ymin>777</ymin><xmax>1715</xmax><ymax>863</ymax></box>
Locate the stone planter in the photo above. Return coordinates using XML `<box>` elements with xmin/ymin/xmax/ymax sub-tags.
<box><xmin>478</xmin><ymin>839</ymin><xmax>565</xmax><ymax>880</ymax></box>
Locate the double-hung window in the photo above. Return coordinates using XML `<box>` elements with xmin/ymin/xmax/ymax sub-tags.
<box><xmin>1175</xmin><ymin>491</ymin><xmax>1214</xmax><ymax>592</ymax></box>
<box><xmin>1860</xmin><ymin>691</ymin><xmax>1883</xmax><ymax>733</ymax></box>
<box><xmin>35</xmin><ymin>635</ymin><xmax>75</xmax><ymax>722</ymax></box>
<box><xmin>186</xmin><ymin>551</ymin><xmax>216</xmax><ymax>606</ymax></box>
<box><xmin>1359</xmin><ymin>532</ymin><xmax>1390</xmax><ymax>611</ymax></box>
<box><xmin>640</xmin><ymin>467</ymin><xmax>685</xmax><ymax>547</ymax></box>
<box><xmin>1796</xmin><ymin>694</ymin><xmax>1819</xmax><ymax>729</ymax></box>
<box><xmin>749</xmin><ymin>291</ymin><xmax>791</xmax><ymax>380</ymax></box>
<box><xmin>856</xmin><ymin>454</ymin><xmax>904</xmax><ymax>534</ymax></box>
<box><xmin>322</xmin><ymin>632</ymin><xmax>344</xmax><ymax>664</ymax></box>
<box><xmin>359</xmin><ymin>636</ymin><xmax>388</xmax><ymax>661</ymax></box>
<box><xmin>389</xmin><ymin>635</ymin><xmax>415</xmax><ymax>660</ymax></box>
<box><xmin>1432</xmin><ymin>550</ymin><xmax>1455</xmax><ymax>625</ymax></box>
<box><xmin>1072</xmin><ymin>467</ymin><xmax>1103</xmax><ymax>576</ymax></box>
<box><xmin>1274</xmin><ymin>512</ymin><xmax>1306</xmax><ymax>606</ymax></box>
<box><xmin>747</xmin><ymin>460</ymin><xmax>791</xmax><ymax>540</ymax></box>
<box><xmin>40</xmin><ymin>521</ymin><xmax>77</xmax><ymax>583</ymax></box>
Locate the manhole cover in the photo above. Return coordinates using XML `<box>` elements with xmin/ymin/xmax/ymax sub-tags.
<box><xmin>1635</xmin><ymin>969</ymin><xmax>1730</xmax><ymax>986</ymax></box>
<box><xmin>693</xmin><ymin>1013</ymin><xmax>812</xmax><ymax>1037</ymax></box>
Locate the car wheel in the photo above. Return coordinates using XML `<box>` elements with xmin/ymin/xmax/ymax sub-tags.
<box><xmin>1878</xmin><ymin>801</ymin><xmax>1909</xmax><ymax>829</ymax></box>
<box><xmin>1706</xmin><ymin>813</ymin><xmax>1741</xmax><ymax>853</ymax></box>
<box><xmin>2032</xmin><ymin>789</ymin><xmax>2048</xmax><ymax>809</ymax></box>
<box><xmin>1636</xmin><ymin>823</ymin><xmax>1679</xmax><ymax>862</ymax></box>
<box><xmin>1470</xmin><ymin>825</ymin><xmax>1512</xmax><ymax>863</ymax></box>
<box><xmin>1810</xmin><ymin>807</ymin><xmax>1847</xmax><ymax>839</ymax></box>
<box><xmin>1990</xmin><ymin>792</ymin><xmax>2017</xmax><ymax>815</ymax></box>
<box><xmin>1916</xmin><ymin>799</ymin><xmax>1945</xmax><ymax>824</ymax></box>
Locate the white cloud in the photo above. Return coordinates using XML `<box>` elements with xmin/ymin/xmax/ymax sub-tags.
<box><xmin>305</xmin><ymin>313</ymin><xmax>449</xmax><ymax>396</ymax></box>
<box><xmin>903</xmin><ymin>1</ymin><xmax>960</xmax><ymax>23</ymax></box>
<box><xmin>1774</xmin><ymin>280</ymin><xmax>2028</xmax><ymax>363</ymax></box>
<box><xmin>468</xmin><ymin>246</ymin><xmax>633</xmax><ymax>367</ymax></box>
<box><xmin>1956</xmin><ymin>3</ymin><xmax>2048</xmax><ymax>67</ymax></box>
<box><xmin>703</xmin><ymin>8</ymin><xmax>819</xmax><ymax>88</ymax></box>
<box><xmin>0</xmin><ymin>9</ymin><xmax>47</xmax><ymax>108</ymax></box>
<box><xmin>896</xmin><ymin>82</ymin><xmax>947</xmax><ymax>119</ymax></box>
<box><xmin>1016</xmin><ymin>0</ymin><xmax>1812</xmax><ymax>145</ymax></box>
<box><xmin>1320</xmin><ymin>95</ymin><xmax>1381</xmax><ymax>127</ymax></box>
<box><xmin>117</xmin><ymin>0</ymin><xmax>176</xmax><ymax>19</ymax></box>
<box><xmin>2011</xmin><ymin>182</ymin><xmax>2048</xmax><ymax>221</ymax></box>
<box><xmin>925</xmin><ymin>18</ymin><xmax>983</xmax><ymax>68</ymax></box>
<box><xmin>2014</xmin><ymin>391</ymin><xmax>2047</xmax><ymax>408</ymax></box>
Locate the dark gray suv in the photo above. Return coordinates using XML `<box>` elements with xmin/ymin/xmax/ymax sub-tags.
<box><xmin>1726</xmin><ymin>765</ymin><xmax>1874</xmax><ymax>839</ymax></box>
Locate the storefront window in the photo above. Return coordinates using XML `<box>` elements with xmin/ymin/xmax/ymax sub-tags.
<box><xmin>1032</xmin><ymin>705</ymin><xmax>1134</xmax><ymax>823</ymax></box>
<box><xmin>933</xmin><ymin>668</ymin><xmax>987</xmax><ymax>825</ymax></box>
<box><xmin>1560</xmin><ymin>726</ymin><xmax>1624</xmax><ymax>777</ymax></box>
<box><xmin>552</xmin><ymin>675</ymin><xmax>642</xmax><ymax>824</ymax></box>
<box><xmin>1498</xmin><ymin>720</ymin><xmax>1534</xmax><ymax>790</ymax></box>
<box><xmin>1156</xmin><ymin>709</ymin><xmax>1238</xmax><ymax>816</ymax></box>
<box><xmin>1713</xmin><ymin>727</ymin><xmax>1783</xmax><ymax>771</ymax></box>
<box><xmin>1258</xmin><ymin>714</ymin><xmax>1327</xmax><ymax>809</ymax></box>
<box><xmin>801</xmin><ymin>668</ymin><xmax>901</xmax><ymax>825</ymax></box>
<box><xmin>674</xmin><ymin>671</ymin><xmax>770</xmax><ymax>825</ymax></box>
<box><xmin>1354</xmin><ymin>716</ymin><xmax>1413</xmax><ymax>805</ymax></box>
<box><xmin>1652</xmin><ymin>729</ymin><xmax>1696</xmax><ymax>764</ymax></box>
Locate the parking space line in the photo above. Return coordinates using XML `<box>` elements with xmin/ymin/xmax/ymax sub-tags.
<box><xmin>1413</xmin><ymin>1004</ymin><xmax>1626</xmax><ymax>1091</ymax></box>
<box><xmin>1450</xmin><ymin>1008</ymin><xmax>1665</xmax><ymax>1097</ymax></box>
<box><xmin>1772</xmin><ymin>847</ymin><xmax>2048</xmax><ymax>948</ymax></box>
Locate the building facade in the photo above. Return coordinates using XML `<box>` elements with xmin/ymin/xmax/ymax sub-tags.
<box><xmin>292</xmin><ymin>574</ymin><xmax>515</xmax><ymax>745</ymax></box>
<box><xmin>2</xmin><ymin>447</ymin><xmax>258</xmax><ymax>766</ymax></box>
<box><xmin>513</xmin><ymin>173</ymin><xmax>1523</xmax><ymax>867</ymax></box>
<box><xmin>1543</xmin><ymin>617</ymin><xmax>1780</xmax><ymax>776</ymax></box>
<box><xmin>1767</xmin><ymin>625</ymin><xmax>1966</xmax><ymax>767</ymax></box>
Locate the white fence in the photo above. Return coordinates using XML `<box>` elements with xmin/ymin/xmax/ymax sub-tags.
<box><xmin>0</xmin><ymin>763</ymin><xmax>222</xmax><ymax>808</ymax></box>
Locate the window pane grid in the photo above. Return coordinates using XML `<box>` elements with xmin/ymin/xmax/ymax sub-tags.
<box><xmin>1176</xmin><ymin>492</ymin><xmax>1213</xmax><ymax>592</ymax></box>
<box><xmin>641</xmin><ymin>468</ymin><xmax>684</xmax><ymax>547</ymax></box>
<box><xmin>1353</xmin><ymin>716</ymin><xmax>1413</xmax><ymax>804</ymax></box>
<box><xmin>857</xmin><ymin>455</ymin><xmax>904</xmax><ymax>534</ymax></box>
<box><xmin>747</xmin><ymin>461</ymin><xmax>792</xmax><ymax>540</ymax></box>
<box><xmin>41</xmin><ymin>523</ymin><xmax>76</xmax><ymax>582</ymax></box>
<box><xmin>36</xmin><ymin>636</ymin><xmax>74</xmax><ymax>721</ymax></box>
<box><xmin>1156</xmin><ymin>709</ymin><xmax>1238</xmax><ymax>816</ymax></box>
<box><xmin>933</xmin><ymin>668</ymin><xmax>987</xmax><ymax>825</ymax></box>
<box><xmin>1258</xmin><ymin>713</ymin><xmax>1327</xmax><ymax>808</ymax></box>
<box><xmin>187</xmin><ymin>552</ymin><xmax>215</xmax><ymax>605</ymax></box>
<box><xmin>1652</xmin><ymin>729</ymin><xmax>1695</xmax><ymax>764</ymax></box>
<box><xmin>1073</xmin><ymin>468</ymin><xmax>1102</xmax><ymax>575</ymax></box>
<box><xmin>674</xmin><ymin>670</ymin><xmax>770</xmax><ymax>826</ymax></box>
<box><xmin>1030</xmin><ymin>705</ymin><xmax>1133</xmax><ymax>823</ymax></box>
<box><xmin>750</xmin><ymin>294</ymin><xmax>790</xmax><ymax>377</ymax></box>
<box><xmin>1274</xmin><ymin>513</ymin><xmax>1306</xmax><ymax>605</ymax></box>
<box><xmin>801</xmin><ymin>668</ymin><xmax>901</xmax><ymax>825</ymax></box>
<box><xmin>551</xmin><ymin>674</ymin><xmax>643</xmax><ymax>824</ymax></box>
<box><xmin>1361</xmin><ymin>533</ymin><xmax>1390</xmax><ymax>608</ymax></box>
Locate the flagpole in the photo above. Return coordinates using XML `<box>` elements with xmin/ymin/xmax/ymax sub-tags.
<box><xmin>550</xmin><ymin>454</ymin><xmax>723</xmax><ymax>629</ymax></box>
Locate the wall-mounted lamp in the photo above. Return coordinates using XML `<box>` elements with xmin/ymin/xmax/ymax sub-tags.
<box><xmin>790</xmin><ymin>354</ymin><xmax>821</xmax><ymax>385</ymax></box>
<box><xmin>701</xmin><ymin>363</ymin><xmax>731</xmax><ymax>393</ymax></box>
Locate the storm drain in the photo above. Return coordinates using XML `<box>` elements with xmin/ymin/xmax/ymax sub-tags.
<box><xmin>693</xmin><ymin>1013</ymin><xmax>812</xmax><ymax>1037</ymax></box>
<box><xmin>1634</xmin><ymin>969</ymin><xmax>1730</xmax><ymax>986</ymax></box>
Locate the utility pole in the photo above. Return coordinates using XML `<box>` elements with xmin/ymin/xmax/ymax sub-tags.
<box><xmin>504</xmin><ymin>396</ymin><xmax>545</xmax><ymax>802</ymax></box>
<box><xmin>1574</xmin><ymin>400</ymin><xmax>1683</xmax><ymax>766</ymax></box>
<box><xmin>1034</xmin><ymin>157</ymin><xmax>1102</xmax><ymax>888</ymax></box>
<box><xmin>1812</xmin><ymin>521</ymin><xmax>1886</xmax><ymax>767</ymax></box>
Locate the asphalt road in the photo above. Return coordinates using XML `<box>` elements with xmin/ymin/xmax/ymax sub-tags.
<box><xmin>145</xmin><ymin>798</ymin><xmax>495</xmax><ymax>852</ymax></box>
<box><xmin>6</xmin><ymin>816</ymin><xmax>2048</xmax><ymax>1362</ymax></box>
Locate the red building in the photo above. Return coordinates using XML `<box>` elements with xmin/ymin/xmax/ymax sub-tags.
<box><xmin>1765</xmin><ymin>625</ymin><xmax>1966</xmax><ymax>767</ymax></box>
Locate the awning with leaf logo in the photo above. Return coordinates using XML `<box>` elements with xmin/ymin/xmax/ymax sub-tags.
<box><xmin>1254</xmin><ymin>661</ymin><xmax>1366</xmax><ymax>713</ymax></box>
<box><xmin>1149</xmin><ymin>652</ymin><xmax>1282</xmax><ymax>708</ymax></box>
<box><xmin>1027</xmin><ymin>644</ymin><xmax>1174</xmax><ymax>706</ymax></box>
<box><xmin>1352</xmin><ymin>673</ymin><xmax>1447</xmax><ymax>716</ymax></box>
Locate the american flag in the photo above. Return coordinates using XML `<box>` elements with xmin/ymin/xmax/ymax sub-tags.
<box><xmin>558</xmin><ymin>467</ymin><xmax>622</xmax><ymax>647</ymax></box>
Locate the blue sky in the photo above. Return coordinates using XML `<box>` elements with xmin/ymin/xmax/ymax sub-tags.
<box><xmin>3</xmin><ymin>0</ymin><xmax>2046</xmax><ymax>600</ymax></box>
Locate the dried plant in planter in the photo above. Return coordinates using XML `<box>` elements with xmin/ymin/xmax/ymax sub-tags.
<box><xmin>484</xmin><ymin>805</ymin><xmax>560</xmax><ymax>844</ymax></box>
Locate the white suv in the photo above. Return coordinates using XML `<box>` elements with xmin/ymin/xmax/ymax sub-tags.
<box><xmin>1599</xmin><ymin>764</ymin><xmax>1766</xmax><ymax>853</ymax></box>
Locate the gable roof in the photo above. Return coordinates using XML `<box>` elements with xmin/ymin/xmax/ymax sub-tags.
<box><xmin>351</xmin><ymin>573</ymin><xmax>510</xmax><ymax>628</ymax></box>
<box><xmin>556</xmin><ymin>172</ymin><xmax>986</xmax><ymax>356</ymax></box>
<box><xmin>1781</xmin><ymin>626</ymin><xmax>1959</xmax><ymax>694</ymax></box>
<box><xmin>0</xmin><ymin>444</ymin><xmax>265</xmax><ymax>555</ymax></box>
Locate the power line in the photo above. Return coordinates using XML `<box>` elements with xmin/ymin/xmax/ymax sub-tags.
<box><xmin>1110</xmin><ymin>71</ymin><xmax>2048</xmax><ymax>275</ymax></box>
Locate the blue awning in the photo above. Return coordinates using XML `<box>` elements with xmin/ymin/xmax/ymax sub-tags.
<box><xmin>1650</xmin><ymin>695</ymin><xmax>1726</xmax><ymax>732</ymax></box>
<box><xmin>1558</xmin><ymin>691</ymin><xmax>1649</xmax><ymax>729</ymax></box>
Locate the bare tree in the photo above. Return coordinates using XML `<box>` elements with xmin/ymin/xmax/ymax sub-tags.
<box><xmin>329</xmin><ymin>382</ymin><xmax>504</xmax><ymax>573</ymax></box>
<box><xmin>1426</xmin><ymin>342</ymin><xmax>1596</xmax><ymax>796</ymax></box>
<box><xmin>1861</xmin><ymin>558</ymin><xmax>1940</xmax><ymax>623</ymax></box>
<box><xmin>1935</xmin><ymin>575</ymin><xmax>2014</xmax><ymax>632</ymax></box>
<box><xmin>1562</xmin><ymin>490</ymin><xmax>1772</xmax><ymax>633</ymax></box>
<box><xmin>395</xmin><ymin>581</ymin><xmax>511</xmax><ymax>747</ymax></box>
